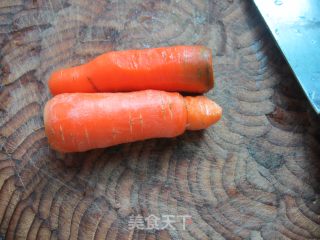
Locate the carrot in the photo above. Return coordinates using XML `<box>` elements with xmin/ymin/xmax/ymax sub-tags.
<box><xmin>44</xmin><ymin>90</ymin><xmax>222</xmax><ymax>152</ymax></box>
<box><xmin>48</xmin><ymin>46</ymin><xmax>214</xmax><ymax>95</ymax></box>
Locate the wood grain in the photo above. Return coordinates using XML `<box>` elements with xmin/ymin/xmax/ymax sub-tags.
<box><xmin>1</xmin><ymin>0</ymin><xmax>320</xmax><ymax>239</ymax></box>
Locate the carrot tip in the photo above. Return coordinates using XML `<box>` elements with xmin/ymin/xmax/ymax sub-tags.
<box><xmin>185</xmin><ymin>96</ymin><xmax>222</xmax><ymax>131</ymax></box>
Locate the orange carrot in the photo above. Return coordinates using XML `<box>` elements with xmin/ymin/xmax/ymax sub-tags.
<box><xmin>44</xmin><ymin>90</ymin><xmax>222</xmax><ymax>152</ymax></box>
<box><xmin>48</xmin><ymin>46</ymin><xmax>214</xmax><ymax>95</ymax></box>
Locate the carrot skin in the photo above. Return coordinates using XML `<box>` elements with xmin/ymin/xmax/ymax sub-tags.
<box><xmin>48</xmin><ymin>46</ymin><xmax>214</xmax><ymax>95</ymax></box>
<box><xmin>185</xmin><ymin>96</ymin><xmax>222</xmax><ymax>130</ymax></box>
<box><xmin>44</xmin><ymin>90</ymin><xmax>221</xmax><ymax>152</ymax></box>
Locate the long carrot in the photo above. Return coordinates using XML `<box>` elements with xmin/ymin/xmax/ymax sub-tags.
<box><xmin>44</xmin><ymin>90</ymin><xmax>222</xmax><ymax>152</ymax></box>
<box><xmin>48</xmin><ymin>46</ymin><xmax>214</xmax><ymax>95</ymax></box>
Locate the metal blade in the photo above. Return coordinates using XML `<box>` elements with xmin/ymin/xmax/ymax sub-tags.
<box><xmin>254</xmin><ymin>0</ymin><xmax>320</xmax><ymax>114</ymax></box>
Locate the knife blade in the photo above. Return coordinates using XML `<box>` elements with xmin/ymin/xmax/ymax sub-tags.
<box><xmin>253</xmin><ymin>0</ymin><xmax>320</xmax><ymax>114</ymax></box>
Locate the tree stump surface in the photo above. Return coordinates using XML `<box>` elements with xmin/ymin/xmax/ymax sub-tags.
<box><xmin>0</xmin><ymin>0</ymin><xmax>320</xmax><ymax>239</ymax></box>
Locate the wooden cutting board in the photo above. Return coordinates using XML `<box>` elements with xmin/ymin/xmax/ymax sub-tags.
<box><xmin>0</xmin><ymin>0</ymin><xmax>320</xmax><ymax>239</ymax></box>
